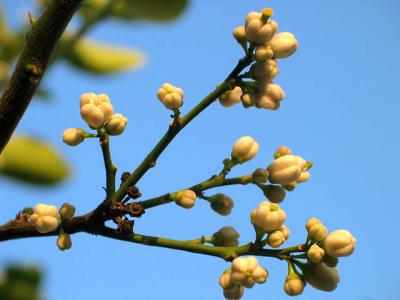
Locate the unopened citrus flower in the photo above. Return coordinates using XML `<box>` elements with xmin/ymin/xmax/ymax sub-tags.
<box><xmin>251</xmin><ymin>201</ymin><xmax>286</xmax><ymax>233</ymax></box>
<box><xmin>269</xmin><ymin>32</ymin><xmax>299</xmax><ymax>59</ymax></box>
<box><xmin>157</xmin><ymin>83</ymin><xmax>184</xmax><ymax>110</ymax></box>
<box><xmin>231</xmin><ymin>136</ymin><xmax>259</xmax><ymax>163</ymax></box>
<box><xmin>231</xmin><ymin>256</ymin><xmax>268</xmax><ymax>288</ymax></box>
<box><xmin>30</xmin><ymin>203</ymin><xmax>60</xmax><ymax>233</ymax></box>
<box><xmin>57</xmin><ymin>233</ymin><xmax>72</xmax><ymax>251</ymax></box>
<box><xmin>62</xmin><ymin>128</ymin><xmax>85</xmax><ymax>146</ymax></box>
<box><xmin>308</xmin><ymin>244</ymin><xmax>325</xmax><ymax>263</ymax></box>
<box><xmin>219</xmin><ymin>87</ymin><xmax>242</xmax><ymax>108</ymax></box>
<box><xmin>105</xmin><ymin>113</ymin><xmax>128</xmax><ymax>135</ymax></box>
<box><xmin>267</xmin><ymin>154</ymin><xmax>310</xmax><ymax>185</ymax></box>
<box><xmin>323</xmin><ymin>230</ymin><xmax>356</xmax><ymax>257</ymax></box>
<box><xmin>80</xmin><ymin>93</ymin><xmax>113</xmax><ymax>128</ymax></box>
<box><xmin>305</xmin><ymin>262</ymin><xmax>340</xmax><ymax>291</ymax></box>
<box><xmin>59</xmin><ymin>203</ymin><xmax>76</xmax><ymax>220</ymax></box>
<box><xmin>284</xmin><ymin>272</ymin><xmax>305</xmax><ymax>296</ymax></box>
<box><xmin>170</xmin><ymin>189</ymin><xmax>196</xmax><ymax>208</ymax></box>
<box><xmin>256</xmin><ymin>81</ymin><xmax>285</xmax><ymax>110</ymax></box>
<box><xmin>306</xmin><ymin>217</ymin><xmax>328</xmax><ymax>241</ymax></box>
<box><xmin>245</xmin><ymin>9</ymin><xmax>277</xmax><ymax>45</ymax></box>
<box><xmin>266</xmin><ymin>225</ymin><xmax>290</xmax><ymax>248</ymax></box>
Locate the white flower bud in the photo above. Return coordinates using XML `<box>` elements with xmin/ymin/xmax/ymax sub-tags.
<box><xmin>231</xmin><ymin>256</ymin><xmax>267</xmax><ymax>288</ymax></box>
<box><xmin>80</xmin><ymin>93</ymin><xmax>114</xmax><ymax>128</ymax></box>
<box><xmin>219</xmin><ymin>87</ymin><xmax>242</xmax><ymax>108</ymax></box>
<box><xmin>305</xmin><ymin>262</ymin><xmax>340</xmax><ymax>291</ymax></box>
<box><xmin>306</xmin><ymin>217</ymin><xmax>328</xmax><ymax>241</ymax></box>
<box><xmin>233</xmin><ymin>26</ymin><xmax>246</xmax><ymax>43</ymax></box>
<box><xmin>251</xmin><ymin>60</ymin><xmax>278</xmax><ymax>81</ymax></box>
<box><xmin>284</xmin><ymin>273</ymin><xmax>306</xmax><ymax>296</ymax></box>
<box><xmin>323</xmin><ymin>230</ymin><xmax>356</xmax><ymax>257</ymax></box>
<box><xmin>267</xmin><ymin>155</ymin><xmax>309</xmax><ymax>185</ymax></box>
<box><xmin>231</xmin><ymin>136</ymin><xmax>259</xmax><ymax>163</ymax></box>
<box><xmin>171</xmin><ymin>189</ymin><xmax>196</xmax><ymax>209</ymax></box>
<box><xmin>30</xmin><ymin>203</ymin><xmax>60</xmax><ymax>233</ymax></box>
<box><xmin>266</xmin><ymin>225</ymin><xmax>290</xmax><ymax>248</ymax></box>
<box><xmin>105</xmin><ymin>113</ymin><xmax>128</xmax><ymax>135</ymax></box>
<box><xmin>57</xmin><ymin>233</ymin><xmax>72</xmax><ymax>251</ymax></box>
<box><xmin>223</xmin><ymin>284</ymin><xmax>244</xmax><ymax>300</ymax></box>
<box><xmin>308</xmin><ymin>244</ymin><xmax>325</xmax><ymax>263</ymax></box>
<box><xmin>157</xmin><ymin>83</ymin><xmax>184</xmax><ymax>110</ymax></box>
<box><xmin>62</xmin><ymin>128</ymin><xmax>84</xmax><ymax>146</ymax></box>
<box><xmin>255</xmin><ymin>45</ymin><xmax>274</xmax><ymax>61</ymax></box>
<box><xmin>59</xmin><ymin>203</ymin><xmax>76</xmax><ymax>220</ymax></box>
<box><xmin>269</xmin><ymin>32</ymin><xmax>299</xmax><ymax>59</ymax></box>
<box><xmin>256</xmin><ymin>82</ymin><xmax>285</xmax><ymax>110</ymax></box>
<box><xmin>251</xmin><ymin>201</ymin><xmax>286</xmax><ymax>233</ymax></box>
<box><xmin>245</xmin><ymin>11</ymin><xmax>277</xmax><ymax>45</ymax></box>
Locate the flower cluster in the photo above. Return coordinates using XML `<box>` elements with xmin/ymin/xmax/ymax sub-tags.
<box><xmin>219</xmin><ymin>256</ymin><xmax>268</xmax><ymax>299</ymax></box>
<box><xmin>157</xmin><ymin>83</ymin><xmax>184</xmax><ymax>110</ymax></box>
<box><xmin>219</xmin><ymin>7</ymin><xmax>298</xmax><ymax>111</ymax></box>
<box><xmin>62</xmin><ymin>93</ymin><xmax>128</xmax><ymax>146</ymax></box>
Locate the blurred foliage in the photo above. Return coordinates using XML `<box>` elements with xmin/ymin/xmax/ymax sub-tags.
<box><xmin>0</xmin><ymin>265</ymin><xmax>42</xmax><ymax>300</ymax></box>
<box><xmin>0</xmin><ymin>135</ymin><xmax>70</xmax><ymax>186</ymax></box>
<box><xmin>0</xmin><ymin>0</ymin><xmax>189</xmax><ymax>186</ymax></box>
<box><xmin>65</xmin><ymin>37</ymin><xmax>145</xmax><ymax>74</ymax></box>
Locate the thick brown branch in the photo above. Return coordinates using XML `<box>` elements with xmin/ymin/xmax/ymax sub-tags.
<box><xmin>0</xmin><ymin>0</ymin><xmax>83</xmax><ymax>153</ymax></box>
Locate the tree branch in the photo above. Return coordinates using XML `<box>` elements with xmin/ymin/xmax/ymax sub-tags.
<box><xmin>0</xmin><ymin>0</ymin><xmax>83</xmax><ymax>153</ymax></box>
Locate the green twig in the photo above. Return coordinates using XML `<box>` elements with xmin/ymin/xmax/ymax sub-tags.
<box><xmin>98</xmin><ymin>132</ymin><xmax>116</xmax><ymax>200</ymax></box>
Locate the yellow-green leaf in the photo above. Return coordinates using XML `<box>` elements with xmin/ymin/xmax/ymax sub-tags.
<box><xmin>66</xmin><ymin>38</ymin><xmax>145</xmax><ymax>74</ymax></box>
<box><xmin>0</xmin><ymin>135</ymin><xmax>69</xmax><ymax>185</ymax></box>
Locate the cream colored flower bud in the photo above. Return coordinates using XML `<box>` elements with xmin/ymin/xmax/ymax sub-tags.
<box><xmin>266</xmin><ymin>225</ymin><xmax>290</xmax><ymax>248</ymax></box>
<box><xmin>308</xmin><ymin>244</ymin><xmax>325</xmax><ymax>263</ymax></box>
<box><xmin>256</xmin><ymin>82</ymin><xmax>285</xmax><ymax>110</ymax></box>
<box><xmin>267</xmin><ymin>155</ymin><xmax>308</xmax><ymax>185</ymax></box>
<box><xmin>80</xmin><ymin>93</ymin><xmax>114</xmax><ymax>128</ymax></box>
<box><xmin>251</xmin><ymin>201</ymin><xmax>286</xmax><ymax>233</ymax></box>
<box><xmin>219</xmin><ymin>87</ymin><xmax>242</xmax><ymax>108</ymax></box>
<box><xmin>233</xmin><ymin>26</ymin><xmax>246</xmax><ymax>43</ymax></box>
<box><xmin>231</xmin><ymin>256</ymin><xmax>267</xmax><ymax>288</ymax></box>
<box><xmin>62</xmin><ymin>128</ymin><xmax>84</xmax><ymax>146</ymax></box>
<box><xmin>157</xmin><ymin>83</ymin><xmax>184</xmax><ymax>110</ymax></box>
<box><xmin>219</xmin><ymin>269</ymin><xmax>236</xmax><ymax>290</ymax></box>
<box><xmin>284</xmin><ymin>273</ymin><xmax>305</xmax><ymax>296</ymax></box>
<box><xmin>241</xmin><ymin>93</ymin><xmax>255</xmax><ymax>108</ymax></box>
<box><xmin>245</xmin><ymin>12</ymin><xmax>277</xmax><ymax>45</ymax></box>
<box><xmin>223</xmin><ymin>284</ymin><xmax>244</xmax><ymax>300</ymax></box>
<box><xmin>305</xmin><ymin>262</ymin><xmax>340</xmax><ymax>291</ymax></box>
<box><xmin>323</xmin><ymin>230</ymin><xmax>356</xmax><ymax>257</ymax></box>
<box><xmin>57</xmin><ymin>233</ymin><xmax>72</xmax><ymax>251</ymax></box>
<box><xmin>30</xmin><ymin>203</ymin><xmax>60</xmax><ymax>233</ymax></box>
<box><xmin>251</xmin><ymin>60</ymin><xmax>279</xmax><ymax>81</ymax></box>
<box><xmin>171</xmin><ymin>189</ymin><xmax>196</xmax><ymax>208</ymax></box>
<box><xmin>269</xmin><ymin>32</ymin><xmax>299</xmax><ymax>59</ymax></box>
<box><xmin>231</xmin><ymin>136</ymin><xmax>259</xmax><ymax>163</ymax></box>
<box><xmin>306</xmin><ymin>218</ymin><xmax>328</xmax><ymax>241</ymax></box>
<box><xmin>255</xmin><ymin>45</ymin><xmax>274</xmax><ymax>61</ymax></box>
<box><xmin>274</xmin><ymin>146</ymin><xmax>292</xmax><ymax>159</ymax></box>
<box><xmin>59</xmin><ymin>203</ymin><xmax>76</xmax><ymax>220</ymax></box>
<box><xmin>105</xmin><ymin>113</ymin><xmax>128</xmax><ymax>135</ymax></box>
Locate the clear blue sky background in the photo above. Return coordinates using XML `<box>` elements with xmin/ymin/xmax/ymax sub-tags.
<box><xmin>1</xmin><ymin>0</ymin><xmax>400</xmax><ymax>299</ymax></box>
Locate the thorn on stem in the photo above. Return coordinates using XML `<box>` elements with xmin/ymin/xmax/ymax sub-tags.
<box><xmin>28</xmin><ymin>11</ymin><xmax>36</xmax><ymax>25</ymax></box>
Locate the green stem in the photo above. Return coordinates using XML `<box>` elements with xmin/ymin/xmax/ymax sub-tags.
<box><xmin>98</xmin><ymin>132</ymin><xmax>116</xmax><ymax>200</ymax></box>
<box><xmin>141</xmin><ymin>174</ymin><xmax>253</xmax><ymax>209</ymax></box>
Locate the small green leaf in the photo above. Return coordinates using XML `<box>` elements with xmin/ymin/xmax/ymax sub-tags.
<box><xmin>66</xmin><ymin>38</ymin><xmax>145</xmax><ymax>74</ymax></box>
<box><xmin>0</xmin><ymin>135</ymin><xmax>70</xmax><ymax>185</ymax></box>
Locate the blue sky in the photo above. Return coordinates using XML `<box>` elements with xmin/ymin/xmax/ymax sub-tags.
<box><xmin>1</xmin><ymin>0</ymin><xmax>400</xmax><ymax>299</ymax></box>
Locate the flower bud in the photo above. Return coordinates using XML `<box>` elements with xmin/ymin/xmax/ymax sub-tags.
<box><xmin>255</xmin><ymin>45</ymin><xmax>274</xmax><ymax>61</ymax></box>
<box><xmin>266</xmin><ymin>229</ymin><xmax>285</xmax><ymax>248</ymax></box>
<box><xmin>105</xmin><ymin>113</ymin><xmax>128</xmax><ymax>135</ymax></box>
<box><xmin>57</xmin><ymin>233</ymin><xmax>72</xmax><ymax>251</ymax></box>
<box><xmin>251</xmin><ymin>201</ymin><xmax>286</xmax><ymax>233</ymax></box>
<box><xmin>213</xmin><ymin>226</ymin><xmax>240</xmax><ymax>247</ymax></box>
<box><xmin>231</xmin><ymin>136</ymin><xmax>259</xmax><ymax>163</ymax></box>
<box><xmin>240</xmin><ymin>93</ymin><xmax>255</xmax><ymax>108</ymax></box>
<box><xmin>251</xmin><ymin>60</ymin><xmax>278</xmax><ymax>81</ymax></box>
<box><xmin>256</xmin><ymin>82</ymin><xmax>285</xmax><ymax>110</ymax></box>
<box><xmin>267</xmin><ymin>154</ymin><xmax>309</xmax><ymax>185</ymax></box>
<box><xmin>305</xmin><ymin>262</ymin><xmax>340</xmax><ymax>291</ymax></box>
<box><xmin>210</xmin><ymin>194</ymin><xmax>234</xmax><ymax>216</ymax></box>
<box><xmin>59</xmin><ymin>203</ymin><xmax>76</xmax><ymax>220</ymax></box>
<box><xmin>219</xmin><ymin>87</ymin><xmax>242</xmax><ymax>108</ymax></box>
<box><xmin>62</xmin><ymin>128</ymin><xmax>84</xmax><ymax>146</ymax></box>
<box><xmin>284</xmin><ymin>273</ymin><xmax>305</xmax><ymax>296</ymax></box>
<box><xmin>323</xmin><ymin>230</ymin><xmax>356</xmax><ymax>257</ymax></box>
<box><xmin>233</xmin><ymin>26</ymin><xmax>246</xmax><ymax>43</ymax></box>
<box><xmin>219</xmin><ymin>269</ymin><xmax>236</xmax><ymax>290</ymax></box>
<box><xmin>274</xmin><ymin>146</ymin><xmax>292</xmax><ymax>159</ymax></box>
<box><xmin>260</xmin><ymin>184</ymin><xmax>286</xmax><ymax>203</ymax></box>
<box><xmin>223</xmin><ymin>284</ymin><xmax>244</xmax><ymax>300</ymax></box>
<box><xmin>80</xmin><ymin>93</ymin><xmax>114</xmax><ymax>128</ymax></box>
<box><xmin>170</xmin><ymin>189</ymin><xmax>196</xmax><ymax>209</ymax></box>
<box><xmin>308</xmin><ymin>244</ymin><xmax>325</xmax><ymax>263</ymax></box>
<box><xmin>245</xmin><ymin>11</ymin><xmax>277</xmax><ymax>45</ymax></box>
<box><xmin>231</xmin><ymin>256</ymin><xmax>268</xmax><ymax>288</ymax></box>
<box><xmin>157</xmin><ymin>83</ymin><xmax>184</xmax><ymax>110</ymax></box>
<box><xmin>306</xmin><ymin>217</ymin><xmax>328</xmax><ymax>241</ymax></box>
<box><xmin>252</xmin><ymin>168</ymin><xmax>269</xmax><ymax>184</ymax></box>
<box><xmin>269</xmin><ymin>32</ymin><xmax>299</xmax><ymax>59</ymax></box>
<box><xmin>30</xmin><ymin>203</ymin><xmax>60</xmax><ymax>233</ymax></box>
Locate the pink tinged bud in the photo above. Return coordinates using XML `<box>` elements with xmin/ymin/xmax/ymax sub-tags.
<box><xmin>62</xmin><ymin>128</ymin><xmax>84</xmax><ymax>146</ymax></box>
<box><xmin>269</xmin><ymin>32</ymin><xmax>299</xmax><ymax>59</ymax></box>
<box><xmin>323</xmin><ymin>230</ymin><xmax>356</xmax><ymax>257</ymax></box>
<box><xmin>105</xmin><ymin>113</ymin><xmax>128</xmax><ymax>136</ymax></box>
<box><xmin>231</xmin><ymin>136</ymin><xmax>259</xmax><ymax>163</ymax></box>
